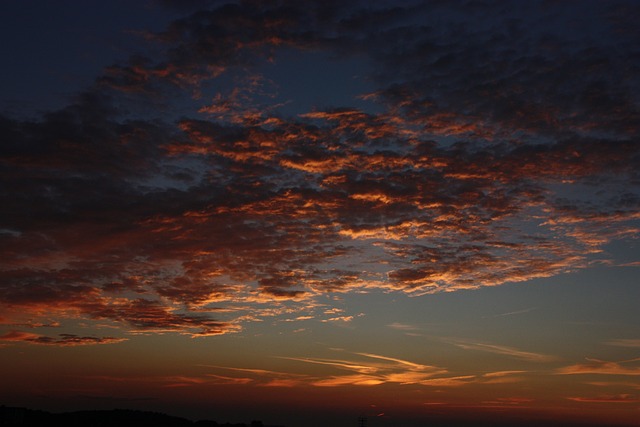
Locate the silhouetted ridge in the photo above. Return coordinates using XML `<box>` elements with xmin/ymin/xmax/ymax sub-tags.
<box><xmin>0</xmin><ymin>406</ymin><xmax>284</xmax><ymax>427</ymax></box>
<box><xmin>57</xmin><ymin>409</ymin><xmax>193</xmax><ymax>426</ymax></box>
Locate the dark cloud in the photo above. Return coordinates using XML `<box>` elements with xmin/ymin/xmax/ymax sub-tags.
<box><xmin>1</xmin><ymin>0</ymin><xmax>638</xmax><ymax>335</ymax></box>
<box><xmin>0</xmin><ymin>330</ymin><xmax>126</xmax><ymax>346</ymax></box>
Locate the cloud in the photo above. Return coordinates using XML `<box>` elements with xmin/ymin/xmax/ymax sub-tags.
<box><xmin>0</xmin><ymin>330</ymin><xmax>126</xmax><ymax>346</ymax></box>
<box><xmin>481</xmin><ymin>397</ymin><xmax>534</xmax><ymax>406</ymax></box>
<box><xmin>0</xmin><ymin>320</ymin><xmax>61</xmax><ymax>328</ymax></box>
<box><xmin>199</xmin><ymin>350</ymin><xmax>454</xmax><ymax>388</ymax></box>
<box><xmin>557</xmin><ymin>358</ymin><xmax>640</xmax><ymax>376</ymax></box>
<box><xmin>281</xmin><ymin>351</ymin><xmax>452</xmax><ymax>387</ymax></box>
<box><xmin>448</xmin><ymin>340</ymin><xmax>557</xmax><ymax>363</ymax></box>
<box><xmin>201</xmin><ymin>364</ymin><xmax>308</xmax><ymax>387</ymax></box>
<box><xmin>618</xmin><ymin>261</ymin><xmax>640</xmax><ymax>267</ymax></box>
<box><xmin>606</xmin><ymin>339</ymin><xmax>640</xmax><ymax>348</ymax></box>
<box><xmin>321</xmin><ymin>316</ymin><xmax>353</xmax><ymax>323</ymax></box>
<box><xmin>85</xmin><ymin>298</ymin><xmax>241</xmax><ymax>337</ymax></box>
<box><xmin>485</xmin><ymin>308</ymin><xmax>537</xmax><ymax>318</ymax></box>
<box><xmin>1</xmin><ymin>0</ymin><xmax>639</xmax><ymax>338</ymax></box>
<box><xmin>387</xmin><ymin>322</ymin><xmax>420</xmax><ymax>332</ymax></box>
<box><xmin>193</xmin><ymin>350</ymin><xmax>530</xmax><ymax>389</ymax></box>
<box><xmin>586</xmin><ymin>380</ymin><xmax>640</xmax><ymax>390</ymax></box>
<box><xmin>415</xmin><ymin>370</ymin><xmax>526</xmax><ymax>388</ymax></box>
<box><xmin>567</xmin><ymin>394</ymin><xmax>640</xmax><ymax>403</ymax></box>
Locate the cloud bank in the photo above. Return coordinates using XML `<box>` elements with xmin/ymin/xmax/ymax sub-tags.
<box><xmin>1</xmin><ymin>0</ymin><xmax>639</xmax><ymax>341</ymax></box>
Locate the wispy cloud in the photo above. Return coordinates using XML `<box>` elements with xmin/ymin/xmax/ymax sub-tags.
<box><xmin>278</xmin><ymin>356</ymin><xmax>382</xmax><ymax>375</ymax></box>
<box><xmin>200</xmin><ymin>351</ymin><xmax>452</xmax><ymax>388</ymax></box>
<box><xmin>480</xmin><ymin>397</ymin><xmax>534</xmax><ymax>406</ymax></box>
<box><xmin>586</xmin><ymin>380</ymin><xmax>640</xmax><ymax>390</ymax></box>
<box><xmin>557</xmin><ymin>358</ymin><xmax>640</xmax><ymax>376</ymax></box>
<box><xmin>199</xmin><ymin>364</ymin><xmax>309</xmax><ymax>387</ymax></box>
<box><xmin>485</xmin><ymin>308</ymin><xmax>537</xmax><ymax>318</ymax></box>
<box><xmin>448</xmin><ymin>340</ymin><xmax>557</xmax><ymax>363</ymax></box>
<box><xmin>606</xmin><ymin>339</ymin><xmax>640</xmax><ymax>348</ymax></box>
<box><xmin>415</xmin><ymin>371</ymin><xmax>526</xmax><ymax>388</ymax></box>
<box><xmin>567</xmin><ymin>394</ymin><xmax>640</xmax><ymax>403</ymax></box>
<box><xmin>273</xmin><ymin>352</ymin><xmax>525</xmax><ymax>388</ymax></box>
<box><xmin>387</xmin><ymin>322</ymin><xmax>421</xmax><ymax>332</ymax></box>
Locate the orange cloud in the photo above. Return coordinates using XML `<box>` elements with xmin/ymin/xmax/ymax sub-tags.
<box><xmin>201</xmin><ymin>365</ymin><xmax>308</xmax><ymax>388</ymax></box>
<box><xmin>558</xmin><ymin>358</ymin><xmax>640</xmax><ymax>376</ymax></box>
<box><xmin>321</xmin><ymin>316</ymin><xmax>353</xmax><ymax>323</ymax></box>
<box><xmin>2</xmin><ymin>0</ymin><xmax>639</xmax><ymax>347</ymax></box>
<box><xmin>0</xmin><ymin>330</ymin><xmax>126</xmax><ymax>346</ymax></box>
<box><xmin>451</xmin><ymin>341</ymin><xmax>557</xmax><ymax>363</ymax></box>
<box><xmin>312</xmin><ymin>375</ymin><xmax>384</xmax><ymax>387</ymax></box>
<box><xmin>567</xmin><ymin>394</ymin><xmax>640</xmax><ymax>403</ymax></box>
<box><xmin>281</xmin><ymin>351</ymin><xmax>449</xmax><ymax>387</ymax></box>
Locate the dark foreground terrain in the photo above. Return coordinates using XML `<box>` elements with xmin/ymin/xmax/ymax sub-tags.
<box><xmin>1</xmin><ymin>406</ymin><xmax>637</xmax><ymax>427</ymax></box>
<box><xmin>0</xmin><ymin>406</ymin><xmax>281</xmax><ymax>427</ymax></box>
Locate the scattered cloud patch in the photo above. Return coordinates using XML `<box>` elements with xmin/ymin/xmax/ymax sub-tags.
<box><xmin>0</xmin><ymin>330</ymin><xmax>126</xmax><ymax>346</ymax></box>
<box><xmin>557</xmin><ymin>358</ymin><xmax>640</xmax><ymax>376</ymax></box>
<box><xmin>1</xmin><ymin>0</ymin><xmax>638</xmax><ymax>338</ymax></box>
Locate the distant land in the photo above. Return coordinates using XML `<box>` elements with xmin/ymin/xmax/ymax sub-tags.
<box><xmin>1</xmin><ymin>406</ymin><xmax>637</xmax><ymax>427</ymax></box>
<box><xmin>0</xmin><ymin>406</ymin><xmax>283</xmax><ymax>427</ymax></box>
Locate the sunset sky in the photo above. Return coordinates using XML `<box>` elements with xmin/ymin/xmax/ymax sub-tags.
<box><xmin>1</xmin><ymin>1</ymin><xmax>639</xmax><ymax>426</ymax></box>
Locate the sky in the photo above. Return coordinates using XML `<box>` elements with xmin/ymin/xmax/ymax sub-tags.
<box><xmin>0</xmin><ymin>1</ymin><xmax>639</xmax><ymax>426</ymax></box>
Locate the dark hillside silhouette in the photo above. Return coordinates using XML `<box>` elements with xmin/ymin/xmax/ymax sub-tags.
<box><xmin>0</xmin><ymin>406</ymin><xmax>284</xmax><ymax>427</ymax></box>
<box><xmin>2</xmin><ymin>405</ymin><xmax>638</xmax><ymax>427</ymax></box>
